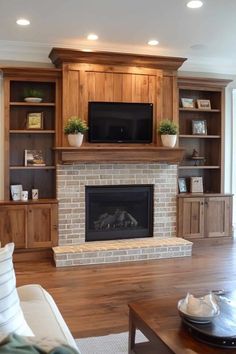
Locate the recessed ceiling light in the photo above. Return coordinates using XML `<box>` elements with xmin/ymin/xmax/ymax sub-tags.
<box><xmin>82</xmin><ymin>49</ymin><xmax>93</xmax><ymax>52</ymax></box>
<box><xmin>148</xmin><ymin>39</ymin><xmax>159</xmax><ymax>46</ymax></box>
<box><xmin>16</xmin><ymin>18</ymin><xmax>30</xmax><ymax>26</ymax></box>
<box><xmin>187</xmin><ymin>1</ymin><xmax>203</xmax><ymax>8</ymax></box>
<box><xmin>87</xmin><ymin>33</ymin><xmax>98</xmax><ymax>41</ymax></box>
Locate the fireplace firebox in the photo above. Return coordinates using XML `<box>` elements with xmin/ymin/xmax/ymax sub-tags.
<box><xmin>85</xmin><ymin>185</ymin><xmax>153</xmax><ymax>241</ymax></box>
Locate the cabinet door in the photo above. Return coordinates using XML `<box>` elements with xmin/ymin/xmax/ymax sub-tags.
<box><xmin>205</xmin><ymin>197</ymin><xmax>232</xmax><ymax>237</ymax></box>
<box><xmin>179</xmin><ymin>198</ymin><xmax>205</xmax><ymax>239</ymax></box>
<box><xmin>0</xmin><ymin>206</ymin><xmax>27</xmax><ymax>248</ymax></box>
<box><xmin>27</xmin><ymin>204</ymin><xmax>58</xmax><ymax>248</ymax></box>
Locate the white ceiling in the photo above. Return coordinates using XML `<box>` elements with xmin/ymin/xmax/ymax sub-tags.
<box><xmin>0</xmin><ymin>0</ymin><xmax>236</xmax><ymax>74</ymax></box>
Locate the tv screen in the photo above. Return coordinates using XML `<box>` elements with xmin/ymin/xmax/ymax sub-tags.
<box><xmin>88</xmin><ymin>102</ymin><xmax>153</xmax><ymax>143</ymax></box>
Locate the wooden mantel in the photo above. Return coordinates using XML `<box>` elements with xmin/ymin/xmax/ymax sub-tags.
<box><xmin>54</xmin><ymin>146</ymin><xmax>185</xmax><ymax>164</ymax></box>
<box><xmin>49</xmin><ymin>47</ymin><xmax>187</xmax><ymax>70</ymax></box>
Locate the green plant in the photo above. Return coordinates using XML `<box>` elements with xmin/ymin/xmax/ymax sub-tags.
<box><xmin>64</xmin><ymin>116</ymin><xmax>89</xmax><ymax>135</ymax></box>
<box><xmin>24</xmin><ymin>88</ymin><xmax>44</xmax><ymax>98</ymax></box>
<box><xmin>158</xmin><ymin>119</ymin><xmax>178</xmax><ymax>135</ymax></box>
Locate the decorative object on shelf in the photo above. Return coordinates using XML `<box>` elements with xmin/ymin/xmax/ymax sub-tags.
<box><xmin>21</xmin><ymin>190</ymin><xmax>28</xmax><ymax>201</ymax></box>
<box><xmin>192</xmin><ymin>120</ymin><xmax>207</xmax><ymax>135</ymax></box>
<box><xmin>32</xmin><ymin>189</ymin><xmax>39</xmax><ymax>200</ymax></box>
<box><xmin>181</xmin><ymin>98</ymin><xmax>195</xmax><ymax>108</ymax></box>
<box><xmin>64</xmin><ymin>116</ymin><xmax>89</xmax><ymax>147</ymax></box>
<box><xmin>24</xmin><ymin>150</ymin><xmax>45</xmax><ymax>167</ymax></box>
<box><xmin>26</xmin><ymin>112</ymin><xmax>43</xmax><ymax>129</ymax></box>
<box><xmin>158</xmin><ymin>119</ymin><xmax>178</xmax><ymax>148</ymax></box>
<box><xmin>178</xmin><ymin>178</ymin><xmax>187</xmax><ymax>193</ymax></box>
<box><xmin>23</xmin><ymin>88</ymin><xmax>43</xmax><ymax>103</ymax></box>
<box><xmin>197</xmin><ymin>99</ymin><xmax>211</xmax><ymax>110</ymax></box>
<box><xmin>10</xmin><ymin>184</ymin><xmax>22</xmax><ymax>201</ymax></box>
<box><xmin>190</xmin><ymin>177</ymin><xmax>203</xmax><ymax>193</ymax></box>
<box><xmin>191</xmin><ymin>149</ymin><xmax>206</xmax><ymax>166</ymax></box>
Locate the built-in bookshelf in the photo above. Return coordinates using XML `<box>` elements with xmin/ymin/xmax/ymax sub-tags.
<box><xmin>2</xmin><ymin>68</ymin><xmax>61</xmax><ymax>200</ymax></box>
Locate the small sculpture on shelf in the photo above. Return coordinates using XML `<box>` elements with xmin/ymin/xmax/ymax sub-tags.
<box><xmin>190</xmin><ymin>149</ymin><xmax>206</xmax><ymax>166</ymax></box>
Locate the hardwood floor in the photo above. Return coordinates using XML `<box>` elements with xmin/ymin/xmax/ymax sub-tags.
<box><xmin>15</xmin><ymin>242</ymin><xmax>236</xmax><ymax>339</ymax></box>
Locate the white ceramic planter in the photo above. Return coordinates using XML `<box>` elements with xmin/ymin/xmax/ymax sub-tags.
<box><xmin>67</xmin><ymin>133</ymin><xmax>84</xmax><ymax>147</ymax></box>
<box><xmin>161</xmin><ymin>134</ymin><xmax>177</xmax><ymax>148</ymax></box>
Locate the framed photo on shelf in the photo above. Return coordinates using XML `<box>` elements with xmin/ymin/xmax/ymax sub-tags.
<box><xmin>192</xmin><ymin>120</ymin><xmax>207</xmax><ymax>135</ymax></box>
<box><xmin>197</xmin><ymin>99</ymin><xmax>211</xmax><ymax>110</ymax></box>
<box><xmin>190</xmin><ymin>177</ymin><xmax>203</xmax><ymax>193</ymax></box>
<box><xmin>178</xmin><ymin>177</ymin><xmax>187</xmax><ymax>193</ymax></box>
<box><xmin>26</xmin><ymin>112</ymin><xmax>43</xmax><ymax>129</ymax></box>
<box><xmin>181</xmin><ymin>98</ymin><xmax>195</xmax><ymax>108</ymax></box>
<box><xmin>24</xmin><ymin>150</ymin><xmax>45</xmax><ymax>167</ymax></box>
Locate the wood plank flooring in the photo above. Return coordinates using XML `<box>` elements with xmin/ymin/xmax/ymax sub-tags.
<box><xmin>15</xmin><ymin>242</ymin><xmax>236</xmax><ymax>339</ymax></box>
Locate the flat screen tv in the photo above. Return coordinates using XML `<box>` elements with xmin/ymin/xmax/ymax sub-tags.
<box><xmin>88</xmin><ymin>102</ymin><xmax>153</xmax><ymax>143</ymax></box>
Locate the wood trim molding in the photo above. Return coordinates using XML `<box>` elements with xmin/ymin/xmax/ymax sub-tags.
<box><xmin>0</xmin><ymin>67</ymin><xmax>62</xmax><ymax>79</ymax></box>
<box><xmin>49</xmin><ymin>48</ymin><xmax>187</xmax><ymax>70</ymax></box>
<box><xmin>54</xmin><ymin>146</ymin><xmax>185</xmax><ymax>164</ymax></box>
<box><xmin>178</xmin><ymin>76</ymin><xmax>232</xmax><ymax>89</ymax></box>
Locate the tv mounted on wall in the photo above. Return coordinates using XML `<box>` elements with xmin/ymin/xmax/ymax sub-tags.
<box><xmin>88</xmin><ymin>101</ymin><xmax>153</xmax><ymax>143</ymax></box>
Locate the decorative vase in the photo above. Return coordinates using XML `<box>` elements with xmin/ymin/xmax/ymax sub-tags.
<box><xmin>67</xmin><ymin>133</ymin><xmax>84</xmax><ymax>147</ymax></box>
<box><xmin>161</xmin><ymin>134</ymin><xmax>177</xmax><ymax>148</ymax></box>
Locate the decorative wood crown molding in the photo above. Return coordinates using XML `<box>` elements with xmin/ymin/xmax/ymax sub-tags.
<box><xmin>49</xmin><ymin>47</ymin><xmax>187</xmax><ymax>70</ymax></box>
<box><xmin>0</xmin><ymin>66</ymin><xmax>61</xmax><ymax>78</ymax></box>
<box><xmin>178</xmin><ymin>76</ymin><xmax>232</xmax><ymax>89</ymax></box>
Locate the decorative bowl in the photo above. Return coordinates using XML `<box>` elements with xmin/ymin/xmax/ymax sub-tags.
<box><xmin>24</xmin><ymin>97</ymin><xmax>42</xmax><ymax>103</ymax></box>
<box><xmin>178</xmin><ymin>298</ymin><xmax>220</xmax><ymax>324</ymax></box>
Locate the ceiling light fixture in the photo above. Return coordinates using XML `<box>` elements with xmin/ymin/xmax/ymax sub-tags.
<box><xmin>87</xmin><ymin>33</ymin><xmax>98</xmax><ymax>41</ymax></box>
<box><xmin>187</xmin><ymin>1</ymin><xmax>203</xmax><ymax>8</ymax></box>
<box><xmin>148</xmin><ymin>39</ymin><xmax>159</xmax><ymax>46</ymax></box>
<box><xmin>16</xmin><ymin>18</ymin><xmax>30</xmax><ymax>26</ymax></box>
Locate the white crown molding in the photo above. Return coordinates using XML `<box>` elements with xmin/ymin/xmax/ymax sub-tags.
<box><xmin>1</xmin><ymin>40</ymin><xmax>236</xmax><ymax>75</ymax></box>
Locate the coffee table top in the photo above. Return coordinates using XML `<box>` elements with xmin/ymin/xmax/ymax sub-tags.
<box><xmin>129</xmin><ymin>291</ymin><xmax>236</xmax><ymax>354</ymax></box>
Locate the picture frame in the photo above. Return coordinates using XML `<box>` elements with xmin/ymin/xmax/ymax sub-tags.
<box><xmin>26</xmin><ymin>112</ymin><xmax>43</xmax><ymax>129</ymax></box>
<box><xmin>24</xmin><ymin>150</ymin><xmax>45</xmax><ymax>167</ymax></box>
<box><xmin>178</xmin><ymin>178</ymin><xmax>187</xmax><ymax>193</ymax></box>
<box><xmin>192</xmin><ymin>120</ymin><xmax>207</xmax><ymax>135</ymax></box>
<box><xmin>197</xmin><ymin>99</ymin><xmax>211</xmax><ymax>110</ymax></box>
<box><xmin>190</xmin><ymin>177</ymin><xmax>203</xmax><ymax>193</ymax></box>
<box><xmin>181</xmin><ymin>98</ymin><xmax>195</xmax><ymax>108</ymax></box>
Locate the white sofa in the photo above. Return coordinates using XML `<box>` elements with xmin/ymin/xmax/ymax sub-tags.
<box><xmin>17</xmin><ymin>284</ymin><xmax>80</xmax><ymax>353</ymax></box>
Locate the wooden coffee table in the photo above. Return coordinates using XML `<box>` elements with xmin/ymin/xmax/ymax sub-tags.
<box><xmin>128</xmin><ymin>293</ymin><xmax>236</xmax><ymax>354</ymax></box>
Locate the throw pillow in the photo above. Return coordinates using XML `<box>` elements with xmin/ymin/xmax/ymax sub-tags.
<box><xmin>0</xmin><ymin>243</ymin><xmax>34</xmax><ymax>336</ymax></box>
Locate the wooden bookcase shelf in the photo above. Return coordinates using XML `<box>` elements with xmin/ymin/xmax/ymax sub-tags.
<box><xmin>10</xmin><ymin>102</ymin><xmax>55</xmax><ymax>106</ymax></box>
<box><xmin>10</xmin><ymin>130</ymin><xmax>56</xmax><ymax>134</ymax></box>
<box><xmin>179</xmin><ymin>135</ymin><xmax>221</xmax><ymax>139</ymax></box>
<box><xmin>1</xmin><ymin>67</ymin><xmax>61</xmax><ymax>251</ymax></box>
<box><xmin>177</xmin><ymin>77</ymin><xmax>233</xmax><ymax>242</ymax></box>
<box><xmin>2</xmin><ymin>68</ymin><xmax>61</xmax><ymax>200</ymax></box>
<box><xmin>10</xmin><ymin>166</ymin><xmax>56</xmax><ymax>170</ymax></box>
<box><xmin>179</xmin><ymin>108</ymin><xmax>220</xmax><ymax>113</ymax></box>
<box><xmin>178</xmin><ymin>77</ymin><xmax>231</xmax><ymax>194</ymax></box>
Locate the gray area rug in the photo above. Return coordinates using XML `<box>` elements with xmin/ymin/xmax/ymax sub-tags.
<box><xmin>76</xmin><ymin>330</ymin><xmax>148</xmax><ymax>354</ymax></box>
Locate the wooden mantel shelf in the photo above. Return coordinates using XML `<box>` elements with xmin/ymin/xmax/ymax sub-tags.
<box><xmin>54</xmin><ymin>146</ymin><xmax>185</xmax><ymax>164</ymax></box>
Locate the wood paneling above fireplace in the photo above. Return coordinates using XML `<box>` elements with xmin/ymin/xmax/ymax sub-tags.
<box><xmin>49</xmin><ymin>48</ymin><xmax>186</xmax><ymax>163</ymax></box>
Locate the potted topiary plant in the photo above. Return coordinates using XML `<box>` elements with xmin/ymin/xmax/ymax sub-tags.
<box><xmin>64</xmin><ymin>116</ymin><xmax>88</xmax><ymax>147</ymax></box>
<box><xmin>158</xmin><ymin>119</ymin><xmax>178</xmax><ymax>148</ymax></box>
<box><xmin>23</xmin><ymin>88</ymin><xmax>44</xmax><ymax>103</ymax></box>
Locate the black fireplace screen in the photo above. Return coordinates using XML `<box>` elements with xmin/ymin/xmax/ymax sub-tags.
<box><xmin>85</xmin><ymin>185</ymin><xmax>154</xmax><ymax>241</ymax></box>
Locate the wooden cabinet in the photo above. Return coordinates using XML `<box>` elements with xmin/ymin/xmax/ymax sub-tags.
<box><xmin>0</xmin><ymin>200</ymin><xmax>58</xmax><ymax>249</ymax></box>
<box><xmin>2</xmin><ymin>68</ymin><xmax>61</xmax><ymax>200</ymax></box>
<box><xmin>178</xmin><ymin>77</ymin><xmax>231</xmax><ymax>193</ymax></box>
<box><xmin>177</xmin><ymin>195</ymin><xmax>233</xmax><ymax>240</ymax></box>
<box><xmin>0</xmin><ymin>205</ymin><xmax>27</xmax><ymax>248</ymax></box>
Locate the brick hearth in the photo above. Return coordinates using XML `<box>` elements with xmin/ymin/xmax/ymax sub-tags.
<box><xmin>53</xmin><ymin>237</ymin><xmax>192</xmax><ymax>267</ymax></box>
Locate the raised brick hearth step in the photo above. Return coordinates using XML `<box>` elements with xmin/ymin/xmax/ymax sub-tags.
<box><xmin>53</xmin><ymin>237</ymin><xmax>192</xmax><ymax>267</ymax></box>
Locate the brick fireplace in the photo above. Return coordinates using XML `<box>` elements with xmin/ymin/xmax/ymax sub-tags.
<box><xmin>53</xmin><ymin>163</ymin><xmax>192</xmax><ymax>266</ymax></box>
